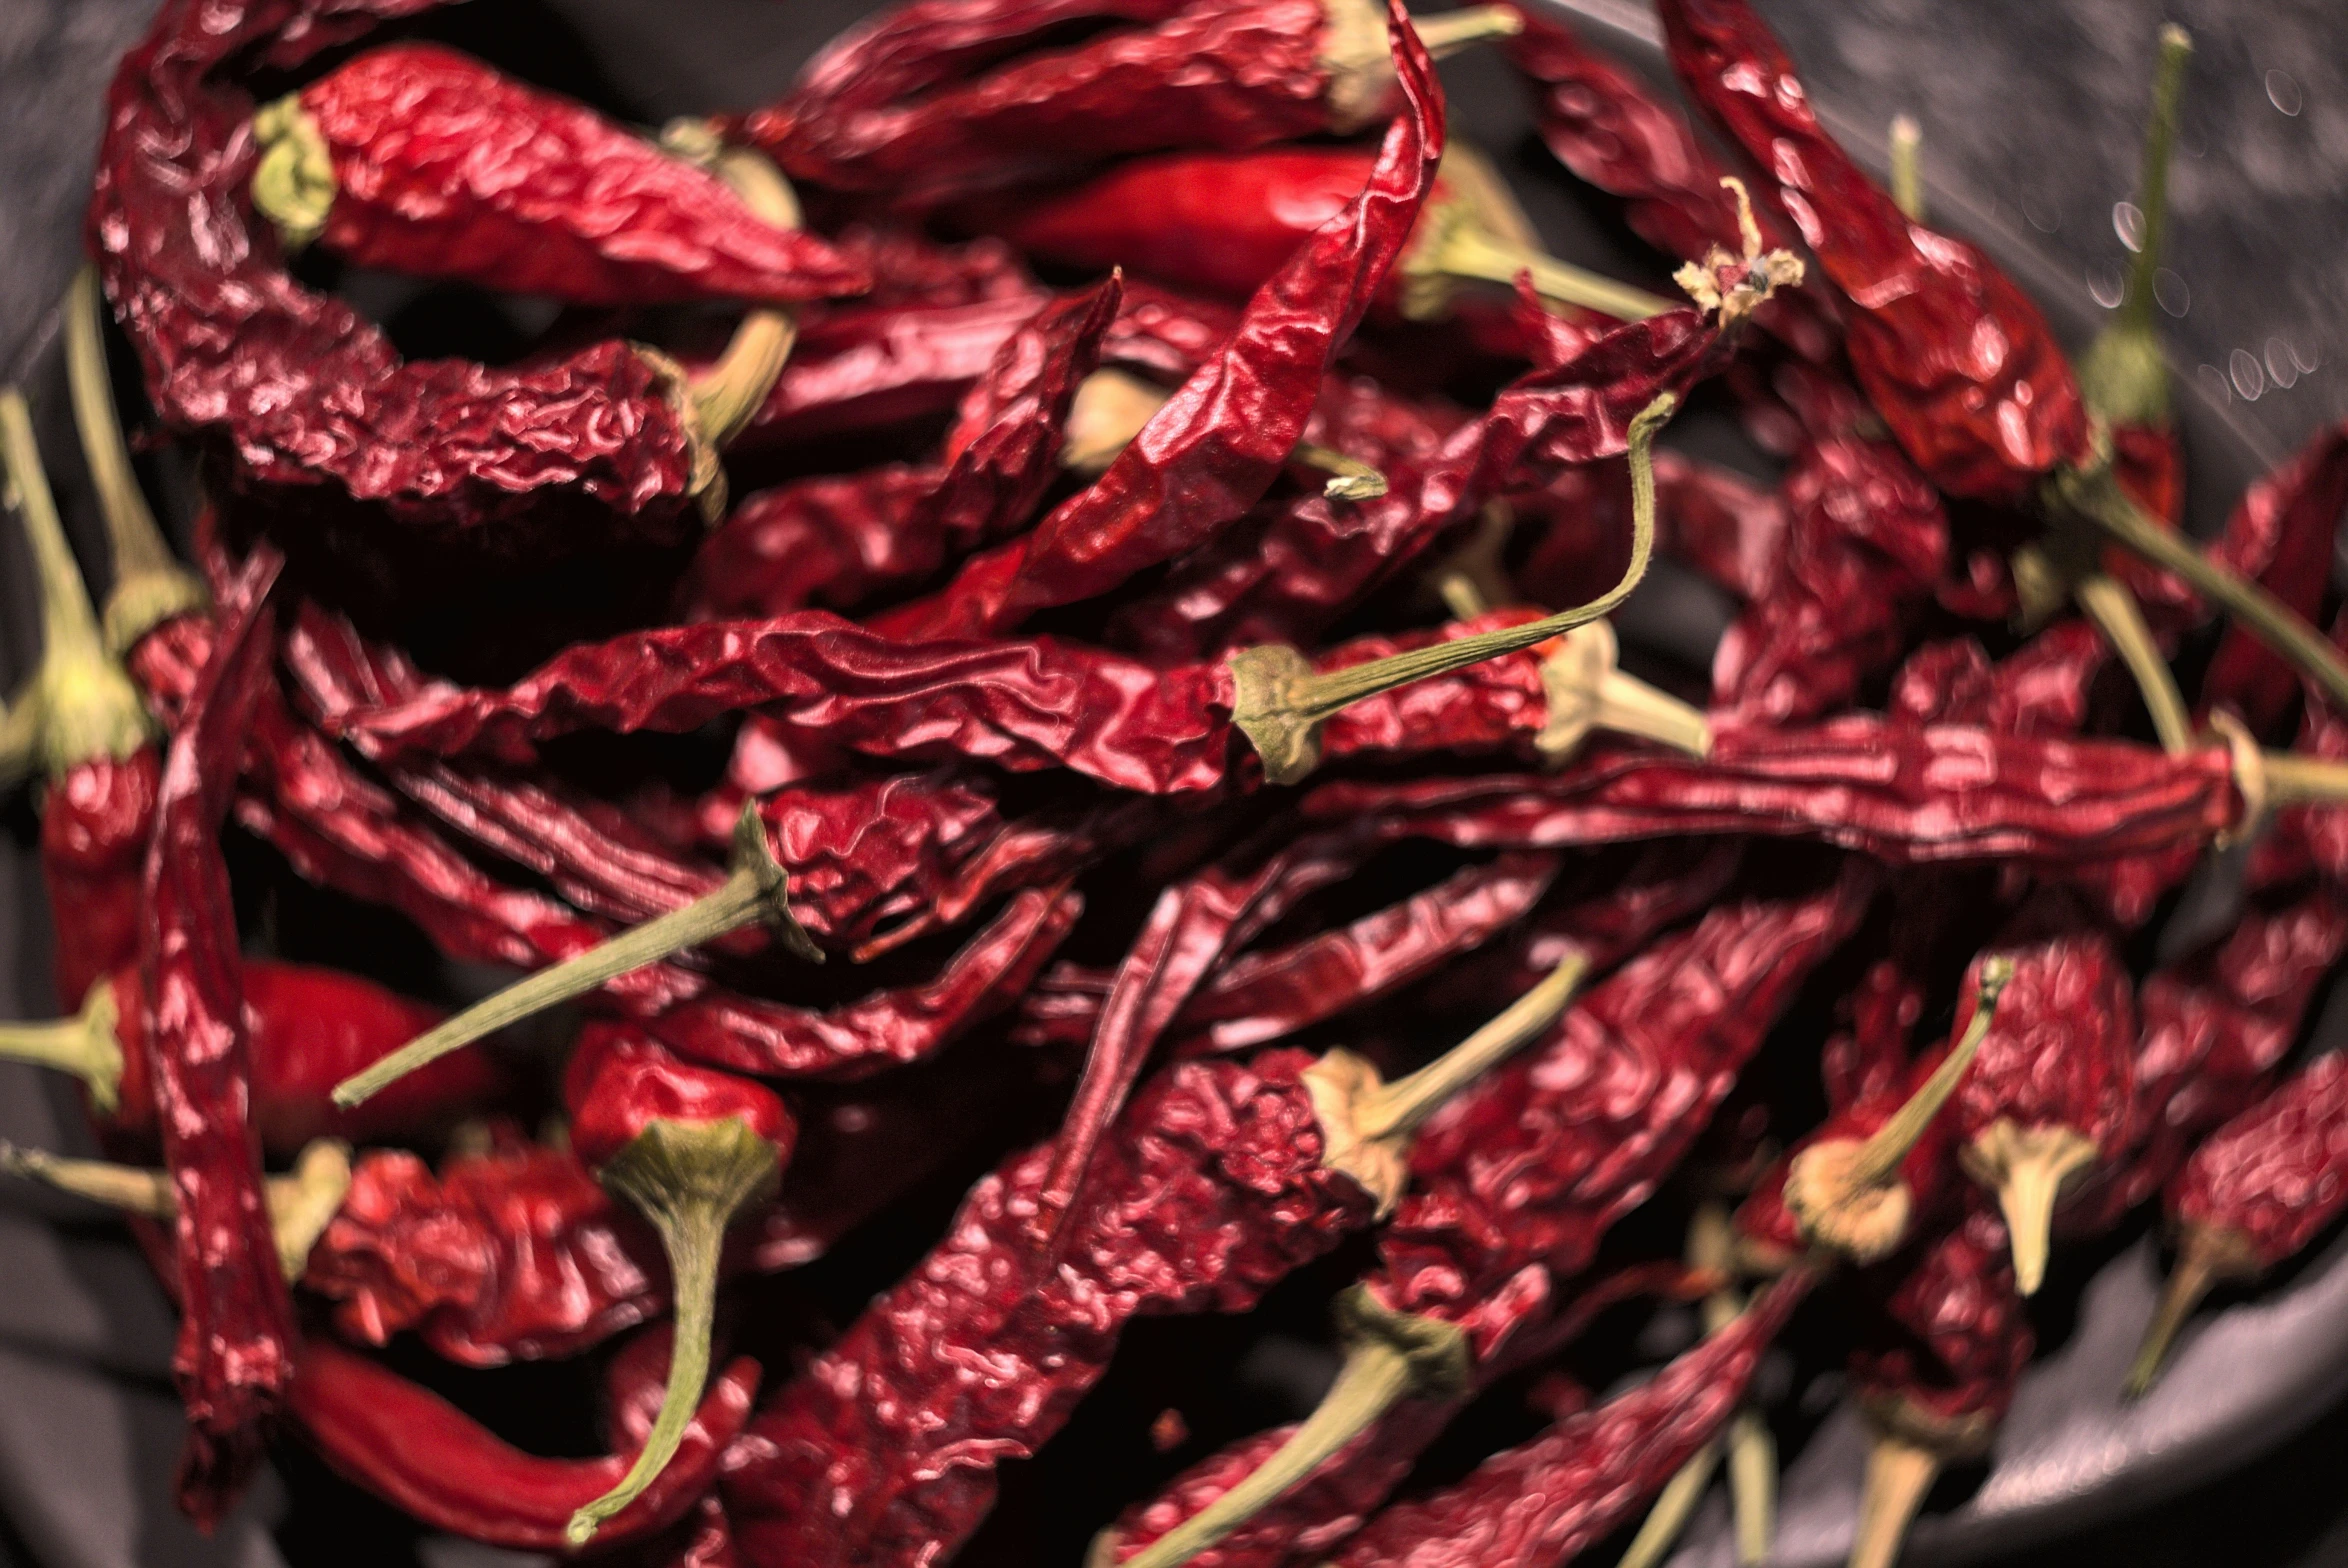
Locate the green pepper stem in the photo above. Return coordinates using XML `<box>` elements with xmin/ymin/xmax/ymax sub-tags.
<box><xmin>1619</xmin><ymin>1436</ymin><xmax>1724</xmax><ymax>1568</ymax></box>
<box><xmin>1849</xmin><ymin>1431</ymin><xmax>1940</xmax><ymax>1568</ymax></box>
<box><xmin>2052</xmin><ymin>464</ymin><xmax>2348</xmax><ymax>721</ymax></box>
<box><xmin>1233</xmin><ymin>392</ymin><xmax>1675</xmax><ymax>784</ymax></box>
<box><xmin>1411</xmin><ymin>4</ymin><xmax>1523</xmax><ymax>56</ymax></box>
<box><xmin>2260</xmin><ymin>752</ymin><xmax>2348</xmax><ymax>807</ymax></box>
<box><xmin>684</xmin><ymin>140</ymin><xmax>800</xmax><ymax>451</ymax></box>
<box><xmin>566</xmin><ymin>1116</ymin><xmax>780</xmax><ymax>1546</ymax></box>
<box><xmin>66</xmin><ymin>267</ymin><xmax>207</xmax><ymax>656</ymax></box>
<box><xmin>1356</xmin><ymin>950</ymin><xmax>1588</xmax><ymax>1144</ymax></box>
<box><xmin>1963</xmin><ymin>1119</ymin><xmax>2097</xmax><ymax>1296</ymax></box>
<box><xmin>1292</xmin><ymin>444</ymin><xmax>1388</xmax><ymax>501</ymax></box>
<box><xmin>0</xmin><ymin>981</ymin><xmax>123</xmax><ymax>1115</ymax></box>
<box><xmin>0</xmin><ymin>1136</ymin><xmax>350</xmax><ymax>1280</ymax></box>
<box><xmin>334</xmin><ymin>803</ymin><xmax>819</xmax><ymax>1109</ymax></box>
<box><xmin>2122</xmin><ymin>27</ymin><xmax>2192</xmax><ymax>342</ymax></box>
<box><xmin>1429</xmin><ymin>222</ymin><xmax>1674</xmax><ymax>321</ymax></box>
<box><xmin>2071</xmin><ymin>571</ymin><xmax>2192</xmax><ymax>755</ymax></box>
<box><xmin>1536</xmin><ymin>620</ymin><xmax>1713</xmax><ymax>761</ymax></box>
<box><xmin>2122</xmin><ymin>1223</ymin><xmax>2257</xmax><ymax>1399</ymax></box>
<box><xmin>1112</xmin><ymin>1288</ymin><xmax>1470</xmax><ymax>1568</ymax></box>
<box><xmin>0</xmin><ymin>389</ymin><xmax>154</xmax><ymax>782</ymax></box>
<box><xmin>1726</xmin><ymin>1407</ymin><xmax>1777</xmax><ymax>1565</ymax></box>
<box><xmin>1847</xmin><ymin>957</ymin><xmax>2013</xmax><ymax>1190</ymax></box>
<box><xmin>1888</xmin><ymin>114</ymin><xmax>1925</xmax><ymax>222</ymax></box>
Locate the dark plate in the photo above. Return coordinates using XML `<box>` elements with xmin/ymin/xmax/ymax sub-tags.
<box><xmin>2</xmin><ymin>3</ymin><xmax>2344</xmax><ymax>1566</ymax></box>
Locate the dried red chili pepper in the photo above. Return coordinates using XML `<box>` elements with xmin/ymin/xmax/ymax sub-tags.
<box><xmin>1101</xmin><ymin>865</ymin><xmax>1870</xmax><ymax>1568</ymax></box>
<box><xmin>1658</xmin><ymin>0</ymin><xmax>2348</xmax><ymax>720</ymax></box>
<box><xmin>0</xmin><ymin>390</ymin><xmax>161</xmax><ymax>1011</ymax></box>
<box><xmin>95</xmin><ymin>0</ymin><xmax>795</xmax><ymax>548</ymax></box>
<box><xmin>1710</xmin><ymin>433</ymin><xmax>1947</xmax><ymax>727</ymax></box>
<box><xmin>881</xmin><ymin>11</ymin><xmax>1448</xmax><ymax>640</ymax></box>
<box><xmin>560</xmin><ymin>1027</ymin><xmax>794</xmax><ymax>1544</ymax></box>
<box><xmin>0</xmin><ymin>957</ymin><xmax>498</xmax><ymax>1154</ymax></box>
<box><xmin>724</xmin><ymin>963</ymin><xmax>1588</xmax><ymax>1568</ymax></box>
<box><xmin>738</xmin><ymin>290</ymin><xmax>1046</xmax><ymax>448</ymax></box>
<box><xmin>1936</xmin><ymin>905</ymin><xmax>2137</xmax><ymax>1294</ymax></box>
<box><xmin>691</xmin><ymin>279</ymin><xmax>1119</xmax><ymax>616</ymax></box>
<box><xmin>2199</xmin><ymin>418</ymin><xmax>2348</xmax><ymax>736</ymax></box>
<box><xmin>1318</xmin><ymin>1274</ymin><xmax>1811</xmax><ymax>1568</ymax></box>
<box><xmin>747</xmin><ymin>0</ymin><xmax>1517</xmax><ymax>204</ymax></box>
<box><xmin>249</xmin><ymin>43</ymin><xmax>868</xmax><ymax>307</ymax></box>
<box><xmin>1845</xmin><ymin>1199</ymin><xmax>2032</xmax><ymax>1568</ymax></box>
<box><xmin>288</xmin><ymin>1336</ymin><xmax>756</xmax><ymax>1552</ymax></box>
<box><xmin>138</xmin><ymin>541</ymin><xmax>289</xmax><ymax>1522</ymax></box>
<box><xmin>2127</xmin><ymin>1049</ymin><xmax>2348</xmax><ymax>1394</ymax></box>
<box><xmin>333</xmin><ymin>396</ymin><xmax>1677</xmax><ymax>798</ymax></box>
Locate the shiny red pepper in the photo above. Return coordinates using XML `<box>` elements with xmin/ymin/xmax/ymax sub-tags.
<box><xmin>288</xmin><ymin>1335</ymin><xmax>757</xmax><ymax>1553</ymax></box>
<box><xmin>249</xmin><ymin>43</ymin><xmax>869</xmax><ymax>307</ymax></box>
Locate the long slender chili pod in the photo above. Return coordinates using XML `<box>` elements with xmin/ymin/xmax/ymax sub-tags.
<box><xmin>64</xmin><ymin>265</ymin><xmax>206</xmax><ymax>656</ymax></box>
<box><xmin>332</xmin><ymin>802</ymin><xmax>821</xmax><ymax>1108</ymax></box>
<box><xmin>561</xmin><ymin>1030</ymin><xmax>794</xmax><ymax>1545</ymax></box>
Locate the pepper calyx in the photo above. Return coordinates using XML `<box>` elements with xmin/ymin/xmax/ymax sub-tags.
<box><xmin>1536</xmin><ymin>619</ymin><xmax>1712</xmax><ymax>761</ymax></box>
<box><xmin>249</xmin><ymin>92</ymin><xmax>336</xmax><ymax>250</ymax></box>
<box><xmin>1960</xmin><ymin>1118</ymin><xmax>2098</xmax><ymax>1296</ymax></box>
<box><xmin>0</xmin><ymin>978</ymin><xmax>125</xmax><ymax>1115</ymax></box>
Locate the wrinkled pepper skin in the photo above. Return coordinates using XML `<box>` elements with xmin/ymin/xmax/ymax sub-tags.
<box><xmin>2169</xmin><ymin>1051</ymin><xmax>2348</xmax><ymax>1272</ymax></box>
<box><xmin>271</xmin><ymin>43</ymin><xmax>870</xmax><ymax>306</ymax></box>
<box><xmin>1658</xmin><ymin>0</ymin><xmax>2091</xmax><ymax>501</ymax></box>
<box><xmin>724</xmin><ymin>1051</ymin><xmax>1377</xmax><ymax>1568</ymax></box>
<box><xmin>1850</xmin><ymin>1199</ymin><xmax>2032</xmax><ymax>1432</ymax></box>
<box><xmin>39</xmin><ymin>747</ymin><xmax>161</xmax><ymax>1008</ymax></box>
<box><xmin>1328</xmin><ymin>1274</ymin><xmax>1813</xmax><ymax>1568</ymax></box>
<box><xmin>94</xmin><ymin>0</ymin><xmax>704</xmax><ymax>550</ymax></box>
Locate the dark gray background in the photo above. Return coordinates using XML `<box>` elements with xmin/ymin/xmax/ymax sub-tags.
<box><xmin>2</xmin><ymin>2</ymin><xmax>2345</xmax><ymax>1566</ymax></box>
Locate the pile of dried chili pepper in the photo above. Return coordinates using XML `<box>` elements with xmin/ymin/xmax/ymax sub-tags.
<box><xmin>5</xmin><ymin>1</ymin><xmax>2348</xmax><ymax>1566</ymax></box>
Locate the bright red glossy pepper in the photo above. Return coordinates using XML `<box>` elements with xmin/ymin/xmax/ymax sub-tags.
<box><xmin>560</xmin><ymin>1027</ymin><xmax>794</xmax><ymax>1545</ymax></box>
<box><xmin>746</xmin><ymin>0</ymin><xmax>1515</xmax><ymax>205</ymax></box>
<box><xmin>0</xmin><ymin>958</ymin><xmax>498</xmax><ymax>1155</ymax></box>
<box><xmin>249</xmin><ymin>43</ymin><xmax>869</xmax><ymax>307</ymax></box>
<box><xmin>288</xmin><ymin>1336</ymin><xmax>757</xmax><ymax>1553</ymax></box>
<box><xmin>724</xmin><ymin>961</ymin><xmax>1588</xmax><ymax>1568</ymax></box>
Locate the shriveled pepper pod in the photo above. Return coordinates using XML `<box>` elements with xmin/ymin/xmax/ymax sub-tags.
<box><xmin>0</xmin><ymin>1138</ymin><xmax>352</xmax><ymax>1282</ymax></box>
<box><xmin>248</xmin><ymin>44</ymin><xmax>869</xmax><ymax>309</ymax></box>
<box><xmin>332</xmin><ymin>801</ymin><xmax>821</xmax><ymax>1109</ymax></box>
<box><xmin>64</xmin><ymin>266</ymin><xmax>207</xmax><ymax>657</ymax></box>
<box><xmin>1778</xmin><ymin>956</ymin><xmax>2016</xmax><ymax>1264</ymax></box>
<box><xmin>0</xmin><ymin>959</ymin><xmax>501</xmax><ymax>1154</ymax></box>
<box><xmin>1059</xmin><ymin>366</ymin><xmax>1388</xmax><ymax>499</ymax></box>
<box><xmin>2125</xmin><ymin>1052</ymin><xmax>2348</xmax><ymax>1397</ymax></box>
<box><xmin>1230</xmin><ymin>389</ymin><xmax>1677</xmax><ymax>783</ymax></box>
<box><xmin>559</xmin><ymin>1028</ymin><xmax>794</xmax><ymax>1546</ymax></box>
<box><xmin>986</xmin><ymin>140</ymin><xmax>1675</xmax><ymax>325</ymax></box>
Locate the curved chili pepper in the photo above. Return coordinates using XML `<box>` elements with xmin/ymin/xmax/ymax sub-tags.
<box><xmin>1656</xmin><ymin>0</ymin><xmax>2086</xmax><ymax>503</ymax></box>
<box><xmin>1940</xmin><ymin>906</ymin><xmax>2137</xmax><ymax>1294</ymax></box>
<box><xmin>249</xmin><ymin>43</ymin><xmax>867</xmax><ymax>307</ymax></box>
<box><xmin>2199</xmin><ymin>418</ymin><xmax>2348</xmax><ymax>736</ymax></box>
<box><xmin>879</xmin><ymin>13</ymin><xmax>1447</xmax><ymax>641</ymax></box>
<box><xmin>1101</xmin><ymin>864</ymin><xmax>1869</xmax><ymax>1568</ymax></box>
<box><xmin>560</xmin><ymin>1028</ymin><xmax>793</xmax><ymax>1545</ymax></box>
<box><xmin>137</xmin><ymin>541</ymin><xmax>288</xmax><ymax>1523</ymax></box>
<box><xmin>725</xmin><ymin>962</ymin><xmax>1589</xmax><ymax>1568</ymax></box>
<box><xmin>94</xmin><ymin>0</ymin><xmax>792</xmax><ymax>549</ymax></box>
<box><xmin>747</xmin><ymin>0</ymin><xmax>1516</xmax><ymax>204</ymax></box>
<box><xmin>2128</xmin><ymin>1049</ymin><xmax>2348</xmax><ymax>1395</ymax></box>
<box><xmin>0</xmin><ymin>958</ymin><xmax>497</xmax><ymax>1154</ymax></box>
<box><xmin>1321</xmin><ymin>1274</ymin><xmax>1812</xmax><ymax>1568</ymax></box>
<box><xmin>1844</xmin><ymin>1199</ymin><xmax>2032</xmax><ymax>1568</ymax></box>
<box><xmin>289</xmin><ymin>1336</ymin><xmax>756</xmax><ymax>1552</ymax></box>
